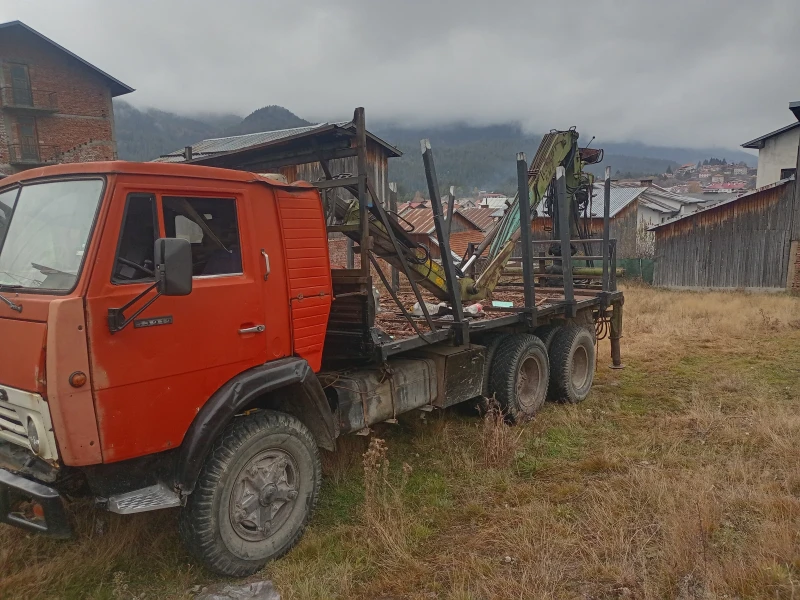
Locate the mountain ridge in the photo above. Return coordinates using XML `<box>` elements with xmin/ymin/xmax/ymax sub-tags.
<box><xmin>113</xmin><ymin>101</ymin><xmax>757</xmax><ymax>197</ymax></box>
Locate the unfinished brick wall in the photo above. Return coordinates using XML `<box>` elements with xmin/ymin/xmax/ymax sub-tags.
<box><xmin>788</xmin><ymin>241</ymin><xmax>800</xmax><ymax>293</ymax></box>
<box><xmin>0</xmin><ymin>26</ymin><xmax>119</xmax><ymax>176</ymax></box>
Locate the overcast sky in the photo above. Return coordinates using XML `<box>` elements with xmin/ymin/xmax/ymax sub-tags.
<box><xmin>2</xmin><ymin>0</ymin><xmax>799</xmax><ymax>149</ymax></box>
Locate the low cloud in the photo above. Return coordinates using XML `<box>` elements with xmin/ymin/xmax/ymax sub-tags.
<box><xmin>2</xmin><ymin>0</ymin><xmax>798</xmax><ymax>148</ymax></box>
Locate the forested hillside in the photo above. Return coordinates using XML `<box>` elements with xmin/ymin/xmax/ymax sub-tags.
<box><xmin>113</xmin><ymin>102</ymin><xmax>755</xmax><ymax>198</ymax></box>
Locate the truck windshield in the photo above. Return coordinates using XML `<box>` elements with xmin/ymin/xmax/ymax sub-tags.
<box><xmin>0</xmin><ymin>179</ymin><xmax>104</xmax><ymax>291</ymax></box>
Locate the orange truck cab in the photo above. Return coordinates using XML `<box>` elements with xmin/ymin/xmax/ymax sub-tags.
<box><xmin>0</xmin><ymin>162</ymin><xmax>339</xmax><ymax>575</ymax></box>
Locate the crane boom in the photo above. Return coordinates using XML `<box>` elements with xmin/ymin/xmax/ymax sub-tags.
<box><xmin>339</xmin><ymin>128</ymin><xmax>599</xmax><ymax>303</ymax></box>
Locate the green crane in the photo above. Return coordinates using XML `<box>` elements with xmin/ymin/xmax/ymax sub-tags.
<box><xmin>342</xmin><ymin>128</ymin><xmax>600</xmax><ymax>302</ymax></box>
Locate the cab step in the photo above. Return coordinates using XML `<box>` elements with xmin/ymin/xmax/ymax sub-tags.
<box><xmin>105</xmin><ymin>482</ymin><xmax>181</xmax><ymax>514</ymax></box>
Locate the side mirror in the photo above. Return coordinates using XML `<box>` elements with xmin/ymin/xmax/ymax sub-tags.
<box><xmin>155</xmin><ymin>238</ymin><xmax>192</xmax><ymax>296</ymax></box>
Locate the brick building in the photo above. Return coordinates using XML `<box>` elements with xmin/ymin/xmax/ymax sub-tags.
<box><xmin>0</xmin><ymin>21</ymin><xmax>133</xmax><ymax>177</ymax></box>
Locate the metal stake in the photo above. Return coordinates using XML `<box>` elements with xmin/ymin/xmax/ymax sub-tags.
<box><xmin>517</xmin><ymin>152</ymin><xmax>535</xmax><ymax>323</ymax></box>
<box><xmin>556</xmin><ymin>167</ymin><xmax>576</xmax><ymax>317</ymax></box>
<box><xmin>422</xmin><ymin>139</ymin><xmax>466</xmax><ymax>345</ymax></box>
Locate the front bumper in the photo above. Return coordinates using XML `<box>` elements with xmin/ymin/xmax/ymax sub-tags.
<box><xmin>0</xmin><ymin>468</ymin><xmax>71</xmax><ymax>538</ymax></box>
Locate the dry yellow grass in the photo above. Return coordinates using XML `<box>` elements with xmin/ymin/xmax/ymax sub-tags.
<box><xmin>2</xmin><ymin>285</ymin><xmax>800</xmax><ymax>599</ymax></box>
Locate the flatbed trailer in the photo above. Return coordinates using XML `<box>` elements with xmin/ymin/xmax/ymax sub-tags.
<box><xmin>314</xmin><ymin>109</ymin><xmax>624</xmax><ymax>436</ymax></box>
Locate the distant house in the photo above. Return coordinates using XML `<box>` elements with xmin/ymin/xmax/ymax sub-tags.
<box><xmin>699</xmin><ymin>172</ymin><xmax>712</xmax><ymax>179</ymax></box>
<box><xmin>479</xmin><ymin>196</ymin><xmax>512</xmax><ymax>211</ymax></box>
<box><xmin>395</xmin><ymin>204</ymin><xmax>484</xmax><ymax>262</ymax></box>
<box><xmin>458</xmin><ymin>207</ymin><xmax>498</xmax><ymax>232</ymax></box>
<box><xmin>597</xmin><ymin>181</ymin><xmax>704</xmax><ymax>258</ymax></box>
<box><xmin>398</xmin><ymin>205</ymin><xmax>479</xmax><ymax>236</ymax></box>
<box><xmin>711</xmin><ymin>174</ymin><xmax>725</xmax><ymax>184</ymax></box>
<box><xmin>742</xmin><ymin>101</ymin><xmax>800</xmax><ymax>187</ymax></box>
<box><xmin>0</xmin><ymin>20</ymin><xmax>134</xmax><ymax>176</ymax></box>
<box><xmin>676</xmin><ymin>163</ymin><xmax>697</xmax><ymax>175</ymax></box>
<box><xmin>702</xmin><ymin>182</ymin><xmax>747</xmax><ymax>194</ymax></box>
<box><xmin>733</xmin><ymin>164</ymin><xmax>748</xmax><ymax>175</ymax></box>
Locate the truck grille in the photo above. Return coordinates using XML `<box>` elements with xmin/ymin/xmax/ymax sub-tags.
<box><xmin>0</xmin><ymin>399</ymin><xmax>30</xmax><ymax>450</ymax></box>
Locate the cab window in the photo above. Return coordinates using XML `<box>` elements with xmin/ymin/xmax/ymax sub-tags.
<box><xmin>113</xmin><ymin>194</ymin><xmax>157</xmax><ymax>283</ymax></box>
<box><xmin>162</xmin><ymin>196</ymin><xmax>242</xmax><ymax>276</ymax></box>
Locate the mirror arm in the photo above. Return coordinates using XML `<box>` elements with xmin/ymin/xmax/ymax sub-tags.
<box><xmin>108</xmin><ymin>282</ymin><xmax>161</xmax><ymax>334</ymax></box>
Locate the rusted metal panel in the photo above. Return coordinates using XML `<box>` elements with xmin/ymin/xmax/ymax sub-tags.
<box><xmin>323</xmin><ymin>357</ymin><xmax>437</xmax><ymax>434</ymax></box>
<box><xmin>653</xmin><ymin>181</ymin><xmax>795</xmax><ymax>288</ymax></box>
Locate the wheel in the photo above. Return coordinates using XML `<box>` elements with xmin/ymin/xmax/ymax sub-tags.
<box><xmin>548</xmin><ymin>325</ymin><xmax>596</xmax><ymax>403</ymax></box>
<box><xmin>480</xmin><ymin>333</ymin><xmax>511</xmax><ymax>397</ymax></box>
<box><xmin>178</xmin><ymin>410</ymin><xmax>321</xmax><ymax>577</ymax></box>
<box><xmin>533</xmin><ymin>324</ymin><xmax>560</xmax><ymax>352</ymax></box>
<box><xmin>488</xmin><ymin>334</ymin><xmax>550</xmax><ymax>422</ymax></box>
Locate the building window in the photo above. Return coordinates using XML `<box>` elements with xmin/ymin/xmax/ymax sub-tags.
<box><xmin>113</xmin><ymin>194</ymin><xmax>157</xmax><ymax>283</ymax></box>
<box><xmin>16</xmin><ymin>116</ymin><xmax>39</xmax><ymax>161</ymax></box>
<box><xmin>780</xmin><ymin>168</ymin><xmax>796</xmax><ymax>180</ymax></box>
<box><xmin>162</xmin><ymin>196</ymin><xmax>242</xmax><ymax>276</ymax></box>
<box><xmin>9</xmin><ymin>64</ymin><xmax>32</xmax><ymax>106</ymax></box>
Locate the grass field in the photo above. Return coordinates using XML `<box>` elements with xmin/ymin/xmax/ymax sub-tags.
<box><xmin>2</xmin><ymin>285</ymin><xmax>800</xmax><ymax>599</ymax></box>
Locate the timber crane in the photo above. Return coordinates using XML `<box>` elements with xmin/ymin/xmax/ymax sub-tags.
<box><xmin>340</xmin><ymin>128</ymin><xmax>602</xmax><ymax>303</ymax></box>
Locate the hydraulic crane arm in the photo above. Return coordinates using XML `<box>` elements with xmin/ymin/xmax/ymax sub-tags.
<box><xmin>339</xmin><ymin>128</ymin><xmax>597</xmax><ymax>303</ymax></box>
<box><xmin>472</xmin><ymin>129</ymin><xmax>584</xmax><ymax>294</ymax></box>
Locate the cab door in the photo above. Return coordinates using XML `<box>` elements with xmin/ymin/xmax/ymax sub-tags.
<box><xmin>85</xmin><ymin>181</ymin><xmax>267</xmax><ymax>463</ymax></box>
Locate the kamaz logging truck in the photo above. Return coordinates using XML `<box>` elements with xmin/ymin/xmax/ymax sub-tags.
<box><xmin>0</xmin><ymin>109</ymin><xmax>623</xmax><ymax>576</ymax></box>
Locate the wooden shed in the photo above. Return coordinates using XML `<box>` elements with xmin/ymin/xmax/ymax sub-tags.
<box><xmin>155</xmin><ymin>119</ymin><xmax>401</xmax><ymax>206</ymax></box>
<box><xmin>651</xmin><ymin>176</ymin><xmax>800</xmax><ymax>290</ymax></box>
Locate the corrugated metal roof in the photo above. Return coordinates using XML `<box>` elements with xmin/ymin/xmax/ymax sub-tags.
<box><xmin>155</xmin><ymin>121</ymin><xmax>402</xmax><ymax>164</ymax></box>
<box><xmin>591</xmin><ymin>184</ymin><xmax>647</xmax><ymax>217</ymax></box>
<box><xmin>459</xmin><ymin>207</ymin><xmax>497</xmax><ymax>231</ymax></box>
<box><xmin>155</xmin><ymin>123</ymin><xmax>345</xmax><ymax>162</ymax></box>
<box><xmin>650</xmin><ymin>176</ymin><xmax>795</xmax><ymax>230</ymax></box>
<box><xmin>590</xmin><ymin>183</ymin><xmax>702</xmax><ymax>218</ymax></box>
<box><xmin>399</xmin><ymin>207</ymin><xmax>442</xmax><ymax>234</ymax></box>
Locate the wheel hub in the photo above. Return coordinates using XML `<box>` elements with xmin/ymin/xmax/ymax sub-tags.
<box><xmin>517</xmin><ymin>354</ymin><xmax>543</xmax><ymax>411</ymax></box>
<box><xmin>571</xmin><ymin>345</ymin><xmax>590</xmax><ymax>389</ymax></box>
<box><xmin>229</xmin><ymin>450</ymin><xmax>299</xmax><ymax>542</ymax></box>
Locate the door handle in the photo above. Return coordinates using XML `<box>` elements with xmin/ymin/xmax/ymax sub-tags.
<box><xmin>238</xmin><ymin>325</ymin><xmax>265</xmax><ymax>334</ymax></box>
<box><xmin>261</xmin><ymin>249</ymin><xmax>270</xmax><ymax>281</ymax></box>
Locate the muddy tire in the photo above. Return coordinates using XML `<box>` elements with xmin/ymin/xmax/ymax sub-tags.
<box><xmin>178</xmin><ymin>410</ymin><xmax>321</xmax><ymax>577</ymax></box>
<box><xmin>548</xmin><ymin>325</ymin><xmax>595</xmax><ymax>404</ymax></box>
<box><xmin>533</xmin><ymin>324</ymin><xmax>560</xmax><ymax>352</ymax></box>
<box><xmin>488</xmin><ymin>333</ymin><xmax>550</xmax><ymax>422</ymax></box>
<box><xmin>480</xmin><ymin>333</ymin><xmax>511</xmax><ymax>397</ymax></box>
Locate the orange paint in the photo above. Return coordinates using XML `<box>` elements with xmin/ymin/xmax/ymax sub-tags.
<box><xmin>0</xmin><ymin>161</ymin><xmax>333</xmax><ymax>466</ymax></box>
<box><xmin>45</xmin><ymin>298</ymin><xmax>103</xmax><ymax>465</ymax></box>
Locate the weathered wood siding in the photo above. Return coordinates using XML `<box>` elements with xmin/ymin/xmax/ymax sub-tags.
<box><xmin>609</xmin><ymin>200</ymin><xmax>639</xmax><ymax>259</ymax></box>
<box><xmin>653</xmin><ymin>180</ymin><xmax>795</xmax><ymax>289</ymax></box>
<box><xmin>279</xmin><ymin>139</ymin><xmax>390</xmax><ymax>205</ymax></box>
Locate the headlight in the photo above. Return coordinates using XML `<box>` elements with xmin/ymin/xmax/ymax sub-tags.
<box><xmin>26</xmin><ymin>418</ymin><xmax>40</xmax><ymax>455</ymax></box>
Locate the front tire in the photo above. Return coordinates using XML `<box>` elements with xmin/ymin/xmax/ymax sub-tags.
<box><xmin>179</xmin><ymin>410</ymin><xmax>321</xmax><ymax>577</ymax></box>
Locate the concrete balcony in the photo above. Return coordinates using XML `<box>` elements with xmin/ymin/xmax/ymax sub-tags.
<box><xmin>0</xmin><ymin>87</ymin><xmax>58</xmax><ymax>113</ymax></box>
<box><xmin>8</xmin><ymin>143</ymin><xmax>60</xmax><ymax>166</ymax></box>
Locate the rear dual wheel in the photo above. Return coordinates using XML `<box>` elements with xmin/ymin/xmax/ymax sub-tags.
<box><xmin>488</xmin><ymin>334</ymin><xmax>550</xmax><ymax>422</ymax></box>
<box><xmin>547</xmin><ymin>325</ymin><xmax>596</xmax><ymax>404</ymax></box>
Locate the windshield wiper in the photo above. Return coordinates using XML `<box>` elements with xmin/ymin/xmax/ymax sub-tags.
<box><xmin>0</xmin><ymin>291</ymin><xmax>22</xmax><ymax>313</ymax></box>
